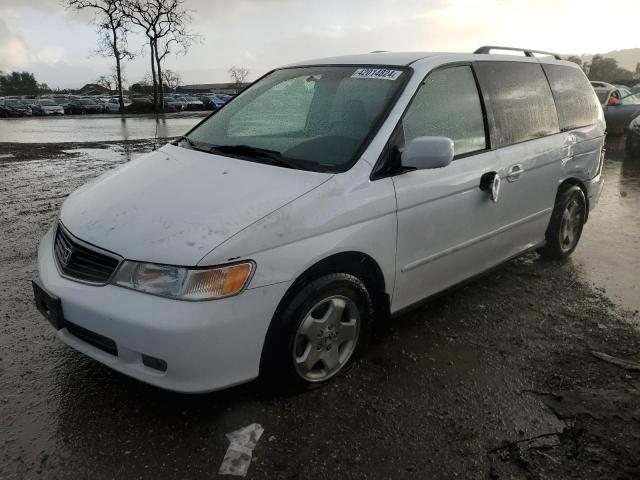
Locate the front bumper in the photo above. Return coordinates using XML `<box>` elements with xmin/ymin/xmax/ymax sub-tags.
<box><xmin>36</xmin><ymin>227</ymin><xmax>290</xmax><ymax>393</ymax></box>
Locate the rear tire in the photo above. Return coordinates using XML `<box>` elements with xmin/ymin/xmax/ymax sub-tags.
<box><xmin>261</xmin><ymin>273</ymin><xmax>372</xmax><ymax>387</ymax></box>
<box><xmin>540</xmin><ymin>185</ymin><xmax>586</xmax><ymax>260</ymax></box>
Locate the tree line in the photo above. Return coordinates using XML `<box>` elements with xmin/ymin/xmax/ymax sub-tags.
<box><xmin>566</xmin><ymin>55</ymin><xmax>640</xmax><ymax>84</ymax></box>
<box><xmin>66</xmin><ymin>0</ymin><xmax>200</xmax><ymax>112</ymax></box>
<box><xmin>0</xmin><ymin>72</ymin><xmax>50</xmax><ymax>96</ymax></box>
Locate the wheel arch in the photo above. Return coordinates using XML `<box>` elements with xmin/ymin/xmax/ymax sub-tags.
<box><xmin>259</xmin><ymin>251</ymin><xmax>391</xmax><ymax>373</ymax></box>
<box><xmin>557</xmin><ymin>177</ymin><xmax>590</xmax><ymax>222</ymax></box>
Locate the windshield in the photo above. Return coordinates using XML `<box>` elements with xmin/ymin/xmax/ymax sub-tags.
<box><xmin>184</xmin><ymin>66</ymin><xmax>409</xmax><ymax>172</ymax></box>
<box><xmin>595</xmin><ymin>91</ymin><xmax>610</xmax><ymax>103</ymax></box>
<box><xmin>80</xmin><ymin>99</ymin><xmax>96</xmax><ymax>105</ymax></box>
<box><xmin>40</xmin><ymin>100</ymin><xmax>56</xmax><ymax>106</ymax></box>
<box><xmin>621</xmin><ymin>93</ymin><xmax>640</xmax><ymax>105</ymax></box>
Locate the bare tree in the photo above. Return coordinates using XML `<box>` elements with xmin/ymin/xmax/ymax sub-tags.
<box><xmin>228</xmin><ymin>66</ymin><xmax>249</xmax><ymax>94</ymax></box>
<box><xmin>123</xmin><ymin>0</ymin><xmax>199</xmax><ymax>111</ymax></box>
<box><xmin>66</xmin><ymin>0</ymin><xmax>133</xmax><ymax>110</ymax></box>
<box><xmin>162</xmin><ymin>69</ymin><xmax>181</xmax><ymax>91</ymax></box>
<box><xmin>95</xmin><ymin>74</ymin><xmax>114</xmax><ymax>91</ymax></box>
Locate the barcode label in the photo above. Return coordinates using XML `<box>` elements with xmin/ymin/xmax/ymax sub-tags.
<box><xmin>351</xmin><ymin>68</ymin><xmax>403</xmax><ymax>80</ymax></box>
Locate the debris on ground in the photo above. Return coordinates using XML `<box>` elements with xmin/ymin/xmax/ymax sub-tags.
<box><xmin>591</xmin><ymin>351</ymin><xmax>640</xmax><ymax>371</ymax></box>
<box><xmin>218</xmin><ymin>423</ymin><xmax>264</xmax><ymax>477</ymax></box>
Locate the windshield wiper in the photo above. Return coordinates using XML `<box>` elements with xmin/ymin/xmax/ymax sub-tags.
<box><xmin>174</xmin><ymin>135</ymin><xmax>197</xmax><ymax>149</ymax></box>
<box><xmin>173</xmin><ymin>135</ymin><xmax>215</xmax><ymax>154</ymax></box>
<box><xmin>208</xmin><ymin>144</ymin><xmax>307</xmax><ymax>170</ymax></box>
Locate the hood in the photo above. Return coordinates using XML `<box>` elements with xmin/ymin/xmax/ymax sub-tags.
<box><xmin>60</xmin><ymin>143</ymin><xmax>332</xmax><ymax>265</ymax></box>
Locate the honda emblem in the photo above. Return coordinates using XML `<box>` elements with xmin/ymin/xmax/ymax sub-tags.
<box><xmin>61</xmin><ymin>246</ymin><xmax>73</xmax><ymax>266</ymax></box>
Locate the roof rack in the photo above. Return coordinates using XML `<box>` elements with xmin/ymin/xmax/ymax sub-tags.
<box><xmin>474</xmin><ymin>46</ymin><xmax>562</xmax><ymax>60</ymax></box>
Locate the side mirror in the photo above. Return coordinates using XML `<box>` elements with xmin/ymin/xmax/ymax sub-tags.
<box><xmin>402</xmin><ymin>136</ymin><xmax>454</xmax><ymax>170</ymax></box>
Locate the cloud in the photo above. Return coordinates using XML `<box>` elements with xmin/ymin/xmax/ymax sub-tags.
<box><xmin>0</xmin><ymin>17</ymin><xmax>69</xmax><ymax>74</ymax></box>
<box><xmin>28</xmin><ymin>60</ymin><xmax>100</xmax><ymax>88</ymax></box>
<box><xmin>2</xmin><ymin>0</ymin><xmax>640</xmax><ymax>88</ymax></box>
<box><xmin>33</xmin><ymin>46</ymin><xmax>66</xmax><ymax>65</ymax></box>
<box><xmin>0</xmin><ymin>19</ymin><xmax>30</xmax><ymax>69</ymax></box>
<box><xmin>0</xmin><ymin>0</ymin><xmax>60</xmax><ymax>11</ymax></box>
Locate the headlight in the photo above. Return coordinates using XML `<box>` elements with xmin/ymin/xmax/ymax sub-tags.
<box><xmin>112</xmin><ymin>261</ymin><xmax>254</xmax><ymax>300</ymax></box>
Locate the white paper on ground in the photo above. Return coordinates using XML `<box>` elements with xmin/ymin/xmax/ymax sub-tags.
<box><xmin>218</xmin><ymin>423</ymin><xmax>264</xmax><ymax>477</ymax></box>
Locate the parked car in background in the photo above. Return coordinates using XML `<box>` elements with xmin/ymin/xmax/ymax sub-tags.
<box><xmin>130</xmin><ymin>95</ymin><xmax>153</xmax><ymax>105</ymax></box>
<box><xmin>21</xmin><ymin>98</ymin><xmax>37</xmax><ymax>108</ymax></box>
<box><xmin>1</xmin><ymin>98</ymin><xmax>32</xmax><ymax>116</ymax></box>
<box><xmin>0</xmin><ymin>104</ymin><xmax>24</xmax><ymax>117</ymax></box>
<box><xmin>180</xmin><ymin>95</ymin><xmax>205</xmax><ymax>110</ymax></box>
<box><xmin>603</xmin><ymin>92</ymin><xmax>640</xmax><ymax>130</ymax></box>
<box><xmin>68</xmin><ymin>98</ymin><xmax>104</xmax><ymax>114</ymax></box>
<box><xmin>48</xmin><ymin>97</ymin><xmax>72</xmax><ymax>112</ymax></box>
<box><xmin>34</xmin><ymin>48</ymin><xmax>605</xmax><ymax>393</ymax></box>
<box><xmin>626</xmin><ymin>115</ymin><xmax>640</xmax><ymax>157</ymax></box>
<box><xmin>164</xmin><ymin>95</ymin><xmax>186</xmax><ymax>112</ymax></box>
<box><xmin>103</xmin><ymin>97</ymin><xmax>132</xmax><ymax>113</ymax></box>
<box><xmin>591</xmin><ymin>81</ymin><xmax>624</xmax><ymax>107</ymax></box>
<box><xmin>32</xmin><ymin>99</ymin><xmax>65</xmax><ymax>116</ymax></box>
<box><xmin>203</xmin><ymin>94</ymin><xmax>228</xmax><ymax>109</ymax></box>
<box><xmin>612</xmin><ymin>84</ymin><xmax>632</xmax><ymax>97</ymax></box>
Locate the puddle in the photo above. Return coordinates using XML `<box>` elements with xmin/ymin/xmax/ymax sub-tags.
<box><xmin>574</xmin><ymin>135</ymin><xmax>640</xmax><ymax>313</ymax></box>
<box><xmin>0</xmin><ymin>112</ymin><xmax>207</xmax><ymax>143</ymax></box>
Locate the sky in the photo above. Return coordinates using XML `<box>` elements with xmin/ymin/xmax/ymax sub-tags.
<box><xmin>0</xmin><ymin>0</ymin><xmax>639</xmax><ymax>89</ymax></box>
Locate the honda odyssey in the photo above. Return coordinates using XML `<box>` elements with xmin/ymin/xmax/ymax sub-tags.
<box><xmin>33</xmin><ymin>47</ymin><xmax>605</xmax><ymax>392</ymax></box>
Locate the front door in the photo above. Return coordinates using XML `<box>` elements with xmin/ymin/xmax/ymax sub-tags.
<box><xmin>391</xmin><ymin>65</ymin><xmax>506</xmax><ymax>311</ymax></box>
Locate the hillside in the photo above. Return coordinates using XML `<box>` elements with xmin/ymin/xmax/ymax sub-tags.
<box><xmin>575</xmin><ymin>48</ymin><xmax>640</xmax><ymax>71</ymax></box>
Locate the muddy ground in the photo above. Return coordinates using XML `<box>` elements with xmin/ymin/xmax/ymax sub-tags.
<box><xmin>1</xmin><ymin>136</ymin><xmax>640</xmax><ymax>479</ymax></box>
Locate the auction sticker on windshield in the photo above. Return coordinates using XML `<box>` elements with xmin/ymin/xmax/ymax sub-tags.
<box><xmin>351</xmin><ymin>68</ymin><xmax>403</xmax><ymax>80</ymax></box>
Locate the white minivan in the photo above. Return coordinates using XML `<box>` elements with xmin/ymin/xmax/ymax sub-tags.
<box><xmin>33</xmin><ymin>47</ymin><xmax>605</xmax><ymax>392</ymax></box>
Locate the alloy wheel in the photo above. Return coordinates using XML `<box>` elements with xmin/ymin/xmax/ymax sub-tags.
<box><xmin>292</xmin><ymin>295</ymin><xmax>360</xmax><ymax>382</ymax></box>
<box><xmin>559</xmin><ymin>196</ymin><xmax>583</xmax><ymax>252</ymax></box>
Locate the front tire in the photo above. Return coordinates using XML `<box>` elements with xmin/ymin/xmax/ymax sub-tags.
<box><xmin>262</xmin><ymin>273</ymin><xmax>372</xmax><ymax>386</ymax></box>
<box><xmin>540</xmin><ymin>185</ymin><xmax>587</xmax><ymax>260</ymax></box>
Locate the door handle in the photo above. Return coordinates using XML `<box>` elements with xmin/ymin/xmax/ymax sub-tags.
<box><xmin>507</xmin><ymin>164</ymin><xmax>524</xmax><ymax>182</ymax></box>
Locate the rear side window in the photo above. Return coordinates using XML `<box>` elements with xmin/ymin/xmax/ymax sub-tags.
<box><xmin>475</xmin><ymin>61</ymin><xmax>559</xmax><ymax>147</ymax></box>
<box><xmin>543</xmin><ymin>64</ymin><xmax>600</xmax><ymax>130</ymax></box>
<box><xmin>401</xmin><ymin>65</ymin><xmax>487</xmax><ymax>156</ymax></box>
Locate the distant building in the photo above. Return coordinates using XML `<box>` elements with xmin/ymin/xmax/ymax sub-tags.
<box><xmin>176</xmin><ymin>83</ymin><xmax>250</xmax><ymax>95</ymax></box>
<box><xmin>79</xmin><ymin>83</ymin><xmax>111</xmax><ymax>96</ymax></box>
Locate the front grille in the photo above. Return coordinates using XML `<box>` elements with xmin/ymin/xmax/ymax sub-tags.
<box><xmin>66</xmin><ymin>321</ymin><xmax>118</xmax><ymax>356</ymax></box>
<box><xmin>54</xmin><ymin>225</ymin><xmax>120</xmax><ymax>283</ymax></box>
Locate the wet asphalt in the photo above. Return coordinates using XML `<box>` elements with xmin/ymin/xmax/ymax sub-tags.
<box><xmin>1</xmin><ymin>119</ymin><xmax>640</xmax><ymax>479</ymax></box>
